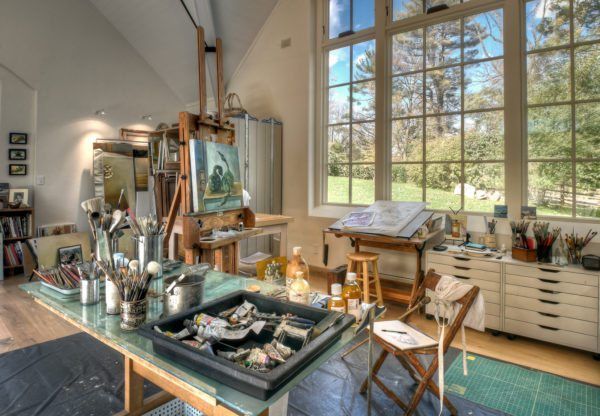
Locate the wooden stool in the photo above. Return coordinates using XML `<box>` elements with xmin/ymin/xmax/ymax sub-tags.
<box><xmin>346</xmin><ymin>251</ymin><xmax>384</xmax><ymax>306</ymax></box>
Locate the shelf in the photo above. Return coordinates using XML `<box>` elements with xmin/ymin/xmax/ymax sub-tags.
<box><xmin>3</xmin><ymin>264</ymin><xmax>23</xmax><ymax>269</ymax></box>
<box><xmin>3</xmin><ymin>236</ymin><xmax>32</xmax><ymax>242</ymax></box>
<box><xmin>0</xmin><ymin>207</ymin><xmax>34</xmax><ymax>214</ymax></box>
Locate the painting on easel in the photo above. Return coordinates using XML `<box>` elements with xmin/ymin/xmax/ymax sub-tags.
<box><xmin>190</xmin><ymin>140</ymin><xmax>243</xmax><ymax>213</ymax></box>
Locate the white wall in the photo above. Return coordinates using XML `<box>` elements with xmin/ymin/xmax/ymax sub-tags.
<box><xmin>0</xmin><ymin>0</ymin><xmax>183</xmax><ymax>231</ymax></box>
<box><xmin>227</xmin><ymin>0</ymin><xmax>600</xmax><ymax>279</ymax></box>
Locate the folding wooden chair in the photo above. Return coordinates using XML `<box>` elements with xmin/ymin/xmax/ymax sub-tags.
<box><xmin>359</xmin><ymin>269</ymin><xmax>479</xmax><ymax>416</ymax></box>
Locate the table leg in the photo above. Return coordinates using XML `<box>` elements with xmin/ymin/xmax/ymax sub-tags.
<box><xmin>409</xmin><ymin>247</ymin><xmax>424</xmax><ymax>308</ymax></box>
<box><xmin>267</xmin><ymin>392</ymin><xmax>289</xmax><ymax>416</ymax></box>
<box><xmin>279</xmin><ymin>224</ymin><xmax>287</xmax><ymax>258</ymax></box>
<box><xmin>124</xmin><ymin>356</ymin><xmax>144</xmax><ymax>414</ymax></box>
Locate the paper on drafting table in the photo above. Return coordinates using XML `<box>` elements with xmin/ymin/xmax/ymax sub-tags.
<box><xmin>331</xmin><ymin>201</ymin><xmax>427</xmax><ymax>237</ymax></box>
<box><xmin>373</xmin><ymin>320</ymin><xmax>438</xmax><ymax>351</ymax></box>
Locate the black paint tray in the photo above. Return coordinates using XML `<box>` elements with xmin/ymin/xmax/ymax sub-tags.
<box><xmin>138</xmin><ymin>290</ymin><xmax>355</xmax><ymax>400</ymax></box>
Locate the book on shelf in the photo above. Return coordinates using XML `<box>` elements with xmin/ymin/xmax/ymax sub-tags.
<box><xmin>3</xmin><ymin>242</ymin><xmax>24</xmax><ymax>267</ymax></box>
<box><xmin>1</xmin><ymin>215</ymin><xmax>30</xmax><ymax>238</ymax></box>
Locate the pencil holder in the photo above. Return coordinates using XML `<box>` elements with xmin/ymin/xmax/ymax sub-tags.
<box><xmin>134</xmin><ymin>235</ymin><xmax>164</xmax><ymax>278</ymax></box>
<box><xmin>80</xmin><ymin>279</ymin><xmax>100</xmax><ymax>306</ymax></box>
<box><xmin>483</xmin><ymin>234</ymin><xmax>496</xmax><ymax>249</ymax></box>
<box><xmin>120</xmin><ymin>299</ymin><xmax>148</xmax><ymax>331</ymax></box>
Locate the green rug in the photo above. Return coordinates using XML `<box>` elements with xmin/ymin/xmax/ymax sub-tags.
<box><xmin>445</xmin><ymin>353</ymin><xmax>600</xmax><ymax>416</ymax></box>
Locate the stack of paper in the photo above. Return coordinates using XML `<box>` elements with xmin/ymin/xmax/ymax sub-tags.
<box><xmin>373</xmin><ymin>321</ymin><xmax>438</xmax><ymax>350</ymax></box>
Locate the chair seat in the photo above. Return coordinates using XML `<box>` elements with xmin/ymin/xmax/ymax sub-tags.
<box><xmin>347</xmin><ymin>251</ymin><xmax>379</xmax><ymax>262</ymax></box>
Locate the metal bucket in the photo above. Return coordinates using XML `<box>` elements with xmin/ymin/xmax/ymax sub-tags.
<box><xmin>163</xmin><ymin>272</ymin><xmax>207</xmax><ymax>317</ymax></box>
<box><xmin>80</xmin><ymin>279</ymin><xmax>100</xmax><ymax>305</ymax></box>
<box><xmin>135</xmin><ymin>235</ymin><xmax>164</xmax><ymax>277</ymax></box>
<box><xmin>120</xmin><ymin>299</ymin><xmax>147</xmax><ymax>331</ymax></box>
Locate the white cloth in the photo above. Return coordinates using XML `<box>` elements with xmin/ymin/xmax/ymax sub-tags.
<box><xmin>432</xmin><ymin>274</ymin><xmax>485</xmax><ymax>415</ymax></box>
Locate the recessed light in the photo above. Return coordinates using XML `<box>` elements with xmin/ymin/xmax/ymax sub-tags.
<box><xmin>142</xmin><ymin>115</ymin><xmax>153</xmax><ymax>121</ymax></box>
<box><xmin>95</xmin><ymin>109</ymin><xmax>106</xmax><ymax>116</ymax></box>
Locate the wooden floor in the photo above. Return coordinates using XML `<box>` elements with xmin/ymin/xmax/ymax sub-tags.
<box><xmin>2</xmin><ymin>273</ymin><xmax>599</xmax><ymax>386</ymax></box>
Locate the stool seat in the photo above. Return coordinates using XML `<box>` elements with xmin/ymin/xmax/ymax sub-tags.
<box><xmin>346</xmin><ymin>251</ymin><xmax>379</xmax><ymax>262</ymax></box>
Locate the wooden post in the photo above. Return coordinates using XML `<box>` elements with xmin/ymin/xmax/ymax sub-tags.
<box><xmin>124</xmin><ymin>357</ymin><xmax>144</xmax><ymax>413</ymax></box>
<box><xmin>216</xmin><ymin>37</ymin><xmax>225</xmax><ymax>126</ymax></box>
<box><xmin>197</xmin><ymin>26</ymin><xmax>207</xmax><ymax>121</ymax></box>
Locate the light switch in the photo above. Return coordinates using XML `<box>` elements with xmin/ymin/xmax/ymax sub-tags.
<box><xmin>36</xmin><ymin>175</ymin><xmax>45</xmax><ymax>185</ymax></box>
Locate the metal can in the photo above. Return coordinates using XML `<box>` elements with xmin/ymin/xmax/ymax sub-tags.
<box><xmin>80</xmin><ymin>279</ymin><xmax>100</xmax><ymax>306</ymax></box>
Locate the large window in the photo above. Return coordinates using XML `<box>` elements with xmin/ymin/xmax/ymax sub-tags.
<box><xmin>391</xmin><ymin>8</ymin><xmax>505</xmax><ymax>211</ymax></box>
<box><xmin>525</xmin><ymin>0</ymin><xmax>600</xmax><ymax>218</ymax></box>
<box><xmin>318</xmin><ymin>0</ymin><xmax>599</xmax><ymax>219</ymax></box>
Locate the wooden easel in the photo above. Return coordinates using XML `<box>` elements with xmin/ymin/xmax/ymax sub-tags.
<box><xmin>163</xmin><ymin>26</ymin><xmax>256</xmax><ymax>273</ymax></box>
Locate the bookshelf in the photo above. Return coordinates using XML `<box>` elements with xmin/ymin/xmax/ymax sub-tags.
<box><xmin>1</xmin><ymin>207</ymin><xmax>34</xmax><ymax>278</ymax></box>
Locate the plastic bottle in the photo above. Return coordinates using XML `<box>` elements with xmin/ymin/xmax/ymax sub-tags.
<box><xmin>342</xmin><ymin>272</ymin><xmax>362</xmax><ymax>321</ymax></box>
<box><xmin>288</xmin><ymin>271</ymin><xmax>310</xmax><ymax>305</ymax></box>
<box><xmin>328</xmin><ymin>283</ymin><xmax>345</xmax><ymax>312</ymax></box>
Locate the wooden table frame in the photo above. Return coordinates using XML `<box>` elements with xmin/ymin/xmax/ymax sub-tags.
<box><xmin>32</xmin><ymin>299</ymin><xmax>272</xmax><ymax>416</ymax></box>
<box><xmin>323</xmin><ymin>228</ymin><xmax>444</xmax><ymax>307</ymax></box>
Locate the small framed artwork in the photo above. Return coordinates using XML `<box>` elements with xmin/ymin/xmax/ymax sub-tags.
<box><xmin>9</xmin><ymin>133</ymin><xmax>28</xmax><ymax>145</ymax></box>
<box><xmin>58</xmin><ymin>244</ymin><xmax>84</xmax><ymax>265</ymax></box>
<box><xmin>9</xmin><ymin>164</ymin><xmax>27</xmax><ymax>176</ymax></box>
<box><xmin>9</xmin><ymin>188</ymin><xmax>30</xmax><ymax>206</ymax></box>
<box><xmin>9</xmin><ymin>149</ymin><xmax>27</xmax><ymax>160</ymax></box>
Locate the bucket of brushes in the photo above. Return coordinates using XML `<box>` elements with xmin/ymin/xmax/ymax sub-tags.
<box><xmin>128</xmin><ymin>214</ymin><xmax>165</xmax><ymax>279</ymax></box>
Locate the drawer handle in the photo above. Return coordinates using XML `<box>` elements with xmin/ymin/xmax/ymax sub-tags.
<box><xmin>539</xmin><ymin>299</ymin><xmax>559</xmax><ymax>305</ymax></box>
<box><xmin>455</xmin><ymin>275</ymin><xmax>471</xmax><ymax>280</ymax></box>
<box><xmin>538</xmin><ymin>278</ymin><xmax>559</xmax><ymax>284</ymax></box>
<box><xmin>539</xmin><ymin>288</ymin><xmax>559</xmax><ymax>295</ymax></box>
<box><xmin>538</xmin><ymin>268</ymin><xmax>559</xmax><ymax>273</ymax></box>
<box><xmin>538</xmin><ymin>312</ymin><xmax>559</xmax><ymax>318</ymax></box>
<box><xmin>454</xmin><ymin>265</ymin><xmax>471</xmax><ymax>271</ymax></box>
<box><xmin>538</xmin><ymin>324</ymin><xmax>559</xmax><ymax>331</ymax></box>
<box><xmin>454</xmin><ymin>257</ymin><xmax>470</xmax><ymax>261</ymax></box>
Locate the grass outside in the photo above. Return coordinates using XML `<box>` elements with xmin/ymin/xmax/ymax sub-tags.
<box><xmin>327</xmin><ymin>176</ymin><xmax>580</xmax><ymax>216</ymax></box>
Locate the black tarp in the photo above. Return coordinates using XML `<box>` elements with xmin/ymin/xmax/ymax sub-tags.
<box><xmin>0</xmin><ymin>333</ymin><xmax>504</xmax><ymax>416</ymax></box>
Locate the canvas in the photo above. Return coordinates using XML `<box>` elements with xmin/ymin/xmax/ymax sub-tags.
<box><xmin>190</xmin><ymin>140</ymin><xmax>243</xmax><ymax>213</ymax></box>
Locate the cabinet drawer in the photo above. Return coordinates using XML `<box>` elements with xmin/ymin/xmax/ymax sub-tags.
<box><xmin>486</xmin><ymin>314</ymin><xmax>501</xmax><ymax>330</ymax></box>
<box><xmin>506</xmin><ymin>274</ymin><xmax>597</xmax><ymax>298</ymax></box>
<box><xmin>505</xmin><ymin>294</ymin><xmax>597</xmax><ymax>322</ymax></box>
<box><xmin>426</xmin><ymin>299</ymin><xmax>500</xmax><ymax>317</ymax></box>
<box><xmin>504</xmin><ymin>319</ymin><xmax>597</xmax><ymax>352</ymax></box>
<box><xmin>481</xmin><ymin>289</ymin><xmax>500</xmax><ymax>304</ymax></box>
<box><xmin>505</xmin><ymin>307</ymin><xmax>597</xmax><ymax>337</ymax></box>
<box><xmin>505</xmin><ymin>284</ymin><xmax>597</xmax><ymax>309</ymax></box>
<box><xmin>428</xmin><ymin>253</ymin><xmax>500</xmax><ymax>273</ymax></box>
<box><xmin>505</xmin><ymin>264</ymin><xmax>598</xmax><ymax>286</ymax></box>
<box><xmin>428</xmin><ymin>262</ymin><xmax>501</xmax><ymax>283</ymax></box>
<box><xmin>451</xmin><ymin>275</ymin><xmax>500</xmax><ymax>293</ymax></box>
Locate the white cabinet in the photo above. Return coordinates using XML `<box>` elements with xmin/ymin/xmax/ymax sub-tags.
<box><xmin>425</xmin><ymin>248</ymin><xmax>600</xmax><ymax>353</ymax></box>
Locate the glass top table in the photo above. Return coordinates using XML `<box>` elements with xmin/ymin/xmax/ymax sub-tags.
<box><xmin>20</xmin><ymin>269</ymin><xmax>356</xmax><ymax>415</ymax></box>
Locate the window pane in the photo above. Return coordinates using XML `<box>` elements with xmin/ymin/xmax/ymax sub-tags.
<box><xmin>353</xmin><ymin>0</ymin><xmax>375</xmax><ymax>32</ymax></box>
<box><xmin>426</xmin><ymin>115</ymin><xmax>461</xmax><ymax>161</ymax></box>
<box><xmin>392</xmin><ymin>164</ymin><xmax>423</xmax><ymax>201</ymax></box>
<box><xmin>393</xmin><ymin>0</ymin><xmax>423</xmax><ymax>21</ymax></box>
<box><xmin>392</xmin><ymin>118</ymin><xmax>423</xmax><ymax>162</ymax></box>
<box><xmin>426</xmin><ymin>20</ymin><xmax>461</xmax><ymax>68</ymax></box>
<box><xmin>329</xmin><ymin>46</ymin><xmax>350</xmax><ymax>86</ymax></box>
<box><xmin>464</xmin><ymin>9</ymin><xmax>504</xmax><ymax>62</ymax></box>
<box><xmin>528</xmin><ymin>105</ymin><xmax>572</xmax><ymax>159</ymax></box>
<box><xmin>329</xmin><ymin>0</ymin><xmax>350</xmax><ymax>38</ymax></box>
<box><xmin>528</xmin><ymin>161</ymin><xmax>572</xmax><ymax>216</ymax></box>
<box><xmin>352</xmin><ymin>80</ymin><xmax>375</xmax><ymax>121</ymax></box>
<box><xmin>352</xmin><ymin>165</ymin><xmax>375</xmax><ymax>204</ymax></box>
<box><xmin>327</xmin><ymin>165</ymin><xmax>349</xmax><ymax>203</ymax></box>
<box><xmin>527</xmin><ymin>50</ymin><xmax>570</xmax><ymax>104</ymax></box>
<box><xmin>352</xmin><ymin>122</ymin><xmax>375</xmax><ymax>162</ymax></box>
<box><xmin>428</xmin><ymin>0</ymin><xmax>461</xmax><ymax>10</ymax></box>
<box><xmin>525</xmin><ymin>0</ymin><xmax>570</xmax><ymax>51</ymax></box>
<box><xmin>392</xmin><ymin>29</ymin><xmax>424</xmax><ymax>74</ymax></box>
<box><xmin>575</xmin><ymin>44</ymin><xmax>600</xmax><ymax>100</ymax></box>
<box><xmin>328</xmin><ymin>125</ymin><xmax>350</xmax><ymax>163</ymax></box>
<box><xmin>464</xmin><ymin>59</ymin><xmax>504</xmax><ymax>110</ymax></box>
<box><xmin>426</xmin><ymin>67</ymin><xmax>461</xmax><ymax>114</ymax></box>
<box><xmin>392</xmin><ymin>74</ymin><xmax>423</xmax><ymax>117</ymax></box>
<box><xmin>465</xmin><ymin>111</ymin><xmax>504</xmax><ymax>160</ymax></box>
<box><xmin>328</xmin><ymin>85</ymin><xmax>350</xmax><ymax>123</ymax></box>
<box><xmin>576</xmin><ymin>103</ymin><xmax>600</xmax><ymax>159</ymax></box>
<box><xmin>576</xmin><ymin>163</ymin><xmax>600</xmax><ymax>218</ymax></box>
<box><xmin>353</xmin><ymin>40</ymin><xmax>376</xmax><ymax>81</ymax></box>
<box><xmin>426</xmin><ymin>163</ymin><xmax>461</xmax><ymax>210</ymax></box>
<box><xmin>574</xmin><ymin>0</ymin><xmax>600</xmax><ymax>42</ymax></box>
<box><xmin>464</xmin><ymin>163</ymin><xmax>505</xmax><ymax>212</ymax></box>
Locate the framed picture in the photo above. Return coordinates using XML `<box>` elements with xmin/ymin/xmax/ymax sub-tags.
<box><xmin>9</xmin><ymin>133</ymin><xmax>28</xmax><ymax>145</ymax></box>
<box><xmin>9</xmin><ymin>164</ymin><xmax>27</xmax><ymax>176</ymax></box>
<box><xmin>9</xmin><ymin>188</ymin><xmax>29</xmax><ymax>206</ymax></box>
<box><xmin>58</xmin><ymin>244</ymin><xmax>83</xmax><ymax>265</ymax></box>
<box><xmin>9</xmin><ymin>149</ymin><xmax>27</xmax><ymax>160</ymax></box>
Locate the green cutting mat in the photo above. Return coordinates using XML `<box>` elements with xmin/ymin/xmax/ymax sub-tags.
<box><xmin>445</xmin><ymin>353</ymin><xmax>600</xmax><ymax>416</ymax></box>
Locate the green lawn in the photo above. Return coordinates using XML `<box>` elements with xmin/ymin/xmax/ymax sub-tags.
<box><xmin>327</xmin><ymin>176</ymin><xmax>575</xmax><ymax>216</ymax></box>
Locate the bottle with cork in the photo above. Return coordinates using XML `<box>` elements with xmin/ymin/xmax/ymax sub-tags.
<box><xmin>286</xmin><ymin>246</ymin><xmax>309</xmax><ymax>295</ymax></box>
<box><xmin>328</xmin><ymin>283</ymin><xmax>345</xmax><ymax>312</ymax></box>
<box><xmin>342</xmin><ymin>272</ymin><xmax>362</xmax><ymax>321</ymax></box>
<box><xmin>288</xmin><ymin>271</ymin><xmax>310</xmax><ymax>304</ymax></box>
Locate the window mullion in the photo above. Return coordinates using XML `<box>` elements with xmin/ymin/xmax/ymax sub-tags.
<box><xmin>374</xmin><ymin>0</ymin><xmax>387</xmax><ymax>201</ymax></box>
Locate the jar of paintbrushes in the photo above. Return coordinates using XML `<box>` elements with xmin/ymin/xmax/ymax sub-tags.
<box><xmin>510</xmin><ymin>220</ymin><xmax>536</xmax><ymax>262</ymax></box>
<box><xmin>483</xmin><ymin>218</ymin><xmax>497</xmax><ymax>248</ymax></box>
<box><xmin>532</xmin><ymin>222</ymin><xmax>560</xmax><ymax>263</ymax></box>
<box><xmin>564</xmin><ymin>230</ymin><xmax>597</xmax><ymax>264</ymax></box>
<box><xmin>79</xmin><ymin>263</ymin><xmax>100</xmax><ymax>306</ymax></box>
<box><xmin>128</xmin><ymin>214</ymin><xmax>165</xmax><ymax>279</ymax></box>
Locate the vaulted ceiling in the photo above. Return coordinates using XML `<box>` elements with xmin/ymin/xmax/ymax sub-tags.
<box><xmin>89</xmin><ymin>0</ymin><xmax>278</xmax><ymax>106</ymax></box>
